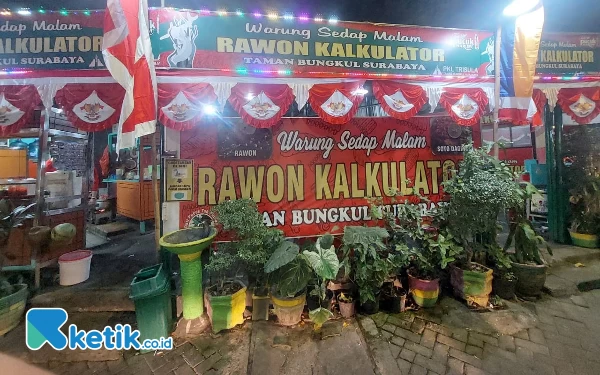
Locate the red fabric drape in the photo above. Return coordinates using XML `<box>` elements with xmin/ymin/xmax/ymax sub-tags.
<box><xmin>229</xmin><ymin>83</ymin><xmax>295</xmax><ymax>128</ymax></box>
<box><xmin>0</xmin><ymin>85</ymin><xmax>41</xmax><ymax>136</ymax></box>
<box><xmin>158</xmin><ymin>83</ymin><xmax>217</xmax><ymax>131</ymax></box>
<box><xmin>438</xmin><ymin>88</ymin><xmax>489</xmax><ymax>126</ymax></box>
<box><xmin>372</xmin><ymin>81</ymin><xmax>428</xmax><ymax>120</ymax></box>
<box><xmin>557</xmin><ymin>87</ymin><xmax>600</xmax><ymax>124</ymax></box>
<box><xmin>55</xmin><ymin>83</ymin><xmax>125</xmax><ymax>132</ymax></box>
<box><xmin>531</xmin><ymin>89</ymin><xmax>547</xmax><ymax>127</ymax></box>
<box><xmin>308</xmin><ymin>81</ymin><xmax>366</xmax><ymax>125</ymax></box>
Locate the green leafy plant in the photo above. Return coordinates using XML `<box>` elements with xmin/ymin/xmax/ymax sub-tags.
<box><xmin>442</xmin><ymin>143</ymin><xmax>522</xmax><ymax>267</ymax></box>
<box><xmin>569</xmin><ymin>178</ymin><xmax>600</xmax><ymax>235</ymax></box>
<box><xmin>208</xmin><ymin>199</ymin><xmax>284</xmax><ymax>290</ymax></box>
<box><xmin>264</xmin><ymin>240</ymin><xmax>312</xmax><ymax>298</ymax></box>
<box><xmin>342</xmin><ymin>226</ymin><xmax>400</xmax><ymax>304</ymax></box>
<box><xmin>303</xmin><ymin>234</ymin><xmax>340</xmax><ymax>329</ymax></box>
<box><xmin>504</xmin><ymin>183</ymin><xmax>552</xmax><ymax>265</ymax></box>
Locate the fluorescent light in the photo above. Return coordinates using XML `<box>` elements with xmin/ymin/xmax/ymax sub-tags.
<box><xmin>353</xmin><ymin>88</ymin><xmax>369</xmax><ymax>95</ymax></box>
<box><xmin>503</xmin><ymin>0</ymin><xmax>540</xmax><ymax>17</ymax></box>
<box><xmin>246</xmin><ymin>93</ymin><xmax>255</xmax><ymax>100</ymax></box>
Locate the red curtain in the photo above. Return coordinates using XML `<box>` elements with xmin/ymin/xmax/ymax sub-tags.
<box><xmin>438</xmin><ymin>88</ymin><xmax>489</xmax><ymax>126</ymax></box>
<box><xmin>308</xmin><ymin>81</ymin><xmax>366</xmax><ymax>124</ymax></box>
<box><xmin>229</xmin><ymin>83</ymin><xmax>295</xmax><ymax>128</ymax></box>
<box><xmin>531</xmin><ymin>89</ymin><xmax>547</xmax><ymax>127</ymax></box>
<box><xmin>557</xmin><ymin>87</ymin><xmax>600</xmax><ymax>124</ymax></box>
<box><xmin>0</xmin><ymin>85</ymin><xmax>41</xmax><ymax>137</ymax></box>
<box><xmin>158</xmin><ymin>83</ymin><xmax>217</xmax><ymax>131</ymax></box>
<box><xmin>372</xmin><ymin>81</ymin><xmax>428</xmax><ymax>120</ymax></box>
<box><xmin>55</xmin><ymin>83</ymin><xmax>125</xmax><ymax>132</ymax></box>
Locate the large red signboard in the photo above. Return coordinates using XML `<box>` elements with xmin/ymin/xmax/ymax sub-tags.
<box><xmin>179</xmin><ymin>117</ymin><xmax>465</xmax><ymax>238</ymax></box>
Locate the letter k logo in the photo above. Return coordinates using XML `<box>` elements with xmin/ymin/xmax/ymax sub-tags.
<box><xmin>26</xmin><ymin>308</ymin><xmax>69</xmax><ymax>350</ymax></box>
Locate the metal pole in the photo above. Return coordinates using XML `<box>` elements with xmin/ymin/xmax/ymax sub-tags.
<box><xmin>493</xmin><ymin>25</ymin><xmax>501</xmax><ymax>159</ymax></box>
<box><xmin>152</xmin><ymin>131</ymin><xmax>161</xmax><ymax>255</ymax></box>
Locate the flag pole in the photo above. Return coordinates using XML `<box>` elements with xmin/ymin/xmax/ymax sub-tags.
<box><xmin>493</xmin><ymin>25</ymin><xmax>501</xmax><ymax>159</ymax></box>
<box><xmin>152</xmin><ymin>130</ymin><xmax>161</xmax><ymax>253</ymax></box>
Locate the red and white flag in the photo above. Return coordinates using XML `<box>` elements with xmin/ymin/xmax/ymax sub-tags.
<box><xmin>102</xmin><ymin>0</ymin><xmax>157</xmax><ymax>150</ymax></box>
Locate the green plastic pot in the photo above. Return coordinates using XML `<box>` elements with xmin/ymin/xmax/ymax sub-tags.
<box><xmin>205</xmin><ymin>281</ymin><xmax>247</xmax><ymax>333</ymax></box>
<box><xmin>569</xmin><ymin>231</ymin><xmax>600</xmax><ymax>248</ymax></box>
<box><xmin>0</xmin><ymin>284</ymin><xmax>28</xmax><ymax>336</ymax></box>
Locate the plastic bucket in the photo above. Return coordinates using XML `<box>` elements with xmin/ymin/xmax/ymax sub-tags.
<box><xmin>58</xmin><ymin>250</ymin><xmax>93</xmax><ymax>286</ymax></box>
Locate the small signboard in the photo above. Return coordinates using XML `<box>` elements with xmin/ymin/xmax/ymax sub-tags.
<box><xmin>165</xmin><ymin>159</ymin><xmax>193</xmax><ymax>201</ymax></box>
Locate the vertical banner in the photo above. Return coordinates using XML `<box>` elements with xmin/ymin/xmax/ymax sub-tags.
<box><xmin>499</xmin><ymin>4</ymin><xmax>545</xmax><ymax>124</ymax></box>
<box><xmin>179</xmin><ymin>117</ymin><xmax>466</xmax><ymax>238</ymax></box>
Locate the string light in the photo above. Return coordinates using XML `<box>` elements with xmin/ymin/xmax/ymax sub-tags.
<box><xmin>267</xmin><ymin>12</ymin><xmax>278</xmax><ymax>19</ymax></box>
<box><xmin>298</xmin><ymin>14</ymin><xmax>310</xmax><ymax>21</ymax></box>
<box><xmin>236</xmin><ymin>9</ymin><xmax>244</xmax><ymax>16</ymax></box>
<box><xmin>328</xmin><ymin>16</ymin><xmax>338</xmax><ymax>24</ymax></box>
<box><xmin>314</xmin><ymin>15</ymin><xmax>324</xmax><ymax>22</ymax></box>
<box><xmin>253</xmin><ymin>12</ymin><xmax>262</xmax><ymax>18</ymax></box>
<box><xmin>83</xmin><ymin>9</ymin><xmax>90</xmax><ymax>16</ymax></box>
<box><xmin>283</xmin><ymin>13</ymin><xmax>294</xmax><ymax>20</ymax></box>
<box><xmin>17</xmin><ymin>8</ymin><xmax>31</xmax><ymax>16</ymax></box>
<box><xmin>0</xmin><ymin>10</ymin><xmax>11</xmax><ymax>16</ymax></box>
<box><xmin>217</xmin><ymin>9</ymin><xmax>227</xmax><ymax>16</ymax></box>
<box><xmin>38</xmin><ymin>7</ymin><xmax>45</xmax><ymax>14</ymax></box>
<box><xmin>59</xmin><ymin>8</ymin><xmax>68</xmax><ymax>16</ymax></box>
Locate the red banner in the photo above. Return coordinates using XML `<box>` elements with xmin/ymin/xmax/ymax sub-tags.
<box><xmin>179</xmin><ymin>117</ymin><xmax>463</xmax><ymax>238</ymax></box>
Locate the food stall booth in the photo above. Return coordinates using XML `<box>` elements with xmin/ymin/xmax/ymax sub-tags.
<box><xmin>146</xmin><ymin>8</ymin><xmax>600</xmax><ymax>247</ymax></box>
<box><xmin>2</xmin><ymin>8</ymin><xmax>598</xmax><ymax>286</ymax></box>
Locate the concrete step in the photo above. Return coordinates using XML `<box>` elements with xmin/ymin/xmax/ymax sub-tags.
<box><xmin>30</xmin><ymin>287</ymin><xmax>134</xmax><ymax>312</ymax></box>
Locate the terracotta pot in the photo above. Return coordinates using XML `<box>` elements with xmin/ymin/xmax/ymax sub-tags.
<box><xmin>272</xmin><ymin>293</ymin><xmax>306</xmax><ymax>326</ymax></box>
<box><xmin>338</xmin><ymin>300</ymin><xmax>355</xmax><ymax>318</ymax></box>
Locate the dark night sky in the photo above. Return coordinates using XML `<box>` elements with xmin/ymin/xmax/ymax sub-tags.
<box><xmin>5</xmin><ymin>0</ymin><xmax>600</xmax><ymax>33</ymax></box>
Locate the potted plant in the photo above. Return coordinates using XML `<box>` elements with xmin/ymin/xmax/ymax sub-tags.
<box><xmin>342</xmin><ymin>226</ymin><xmax>398</xmax><ymax>314</ymax></box>
<box><xmin>337</xmin><ymin>292</ymin><xmax>355</xmax><ymax>318</ymax></box>
<box><xmin>303</xmin><ymin>234</ymin><xmax>340</xmax><ymax>330</ymax></box>
<box><xmin>568</xmin><ymin>179</ymin><xmax>600</xmax><ymax>248</ymax></box>
<box><xmin>212</xmin><ymin>199</ymin><xmax>284</xmax><ymax>321</ymax></box>
<box><xmin>0</xmin><ymin>201</ymin><xmax>35</xmax><ymax>335</ymax></box>
<box><xmin>492</xmin><ymin>269</ymin><xmax>517</xmax><ymax>300</ymax></box>
<box><xmin>442</xmin><ymin>144</ymin><xmax>522</xmax><ymax>307</ymax></box>
<box><xmin>203</xmin><ymin>249</ymin><xmax>247</xmax><ymax>333</ymax></box>
<box><xmin>264</xmin><ymin>240</ymin><xmax>311</xmax><ymax>326</ymax></box>
<box><xmin>504</xmin><ymin>184</ymin><xmax>552</xmax><ymax>297</ymax></box>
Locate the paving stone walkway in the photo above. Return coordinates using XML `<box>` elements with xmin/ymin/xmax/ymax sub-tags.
<box><xmin>358</xmin><ymin>290</ymin><xmax>600</xmax><ymax>375</ymax></box>
<box><xmin>3</xmin><ymin>291</ymin><xmax>600</xmax><ymax>374</ymax></box>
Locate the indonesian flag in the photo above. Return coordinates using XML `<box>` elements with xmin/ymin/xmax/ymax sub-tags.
<box><xmin>102</xmin><ymin>0</ymin><xmax>157</xmax><ymax>150</ymax></box>
<box><xmin>498</xmin><ymin>3</ymin><xmax>544</xmax><ymax>125</ymax></box>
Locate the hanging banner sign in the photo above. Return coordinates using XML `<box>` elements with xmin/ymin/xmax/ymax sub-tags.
<box><xmin>0</xmin><ymin>11</ymin><xmax>106</xmax><ymax>70</ymax></box>
<box><xmin>178</xmin><ymin>117</ymin><xmax>464</xmax><ymax>238</ymax></box>
<box><xmin>149</xmin><ymin>8</ymin><xmax>491</xmax><ymax>76</ymax></box>
<box><xmin>479</xmin><ymin>33</ymin><xmax>600</xmax><ymax>77</ymax></box>
<box><xmin>537</xmin><ymin>33</ymin><xmax>600</xmax><ymax>76</ymax></box>
<box><xmin>166</xmin><ymin>159</ymin><xmax>194</xmax><ymax>201</ymax></box>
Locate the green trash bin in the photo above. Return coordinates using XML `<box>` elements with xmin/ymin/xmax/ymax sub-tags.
<box><xmin>130</xmin><ymin>264</ymin><xmax>172</xmax><ymax>352</ymax></box>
